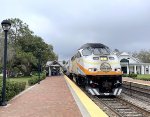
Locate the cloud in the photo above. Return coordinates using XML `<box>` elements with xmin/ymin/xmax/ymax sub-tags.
<box><xmin>0</xmin><ymin>0</ymin><xmax>150</xmax><ymax>60</ymax></box>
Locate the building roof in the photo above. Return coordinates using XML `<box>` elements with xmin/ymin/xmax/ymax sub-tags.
<box><xmin>78</xmin><ymin>43</ymin><xmax>109</xmax><ymax>49</ymax></box>
<box><xmin>46</xmin><ymin>61</ymin><xmax>64</xmax><ymax>67</ymax></box>
<box><xmin>118</xmin><ymin>52</ymin><xmax>141</xmax><ymax>64</ymax></box>
<box><xmin>119</xmin><ymin>52</ymin><xmax>129</xmax><ymax>56</ymax></box>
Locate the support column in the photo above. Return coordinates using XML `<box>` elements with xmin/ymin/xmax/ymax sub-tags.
<box><xmin>127</xmin><ymin>64</ymin><xmax>129</xmax><ymax>74</ymax></box>
<box><xmin>134</xmin><ymin>65</ymin><xmax>137</xmax><ymax>74</ymax></box>
<box><xmin>49</xmin><ymin>66</ymin><xmax>51</xmax><ymax>76</ymax></box>
<box><xmin>145</xmin><ymin>66</ymin><xmax>147</xmax><ymax>74</ymax></box>
<box><xmin>141</xmin><ymin>65</ymin><xmax>144</xmax><ymax>74</ymax></box>
<box><xmin>144</xmin><ymin>66</ymin><xmax>145</xmax><ymax>74</ymax></box>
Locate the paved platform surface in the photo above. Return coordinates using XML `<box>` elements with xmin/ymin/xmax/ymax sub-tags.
<box><xmin>123</xmin><ymin>77</ymin><xmax>150</xmax><ymax>86</ymax></box>
<box><xmin>0</xmin><ymin>76</ymin><xmax>82</xmax><ymax>117</ymax></box>
<box><xmin>65</xmin><ymin>76</ymin><xmax>108</xmax><ymax>117</ymax></box>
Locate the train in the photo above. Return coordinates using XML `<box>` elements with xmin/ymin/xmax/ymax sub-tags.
<box><xmin>65</xmin><ymin>43</ymin><xmax>122</xmax><ymax>96</ymax></box>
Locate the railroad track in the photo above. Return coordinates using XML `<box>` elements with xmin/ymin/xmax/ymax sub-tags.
<box><xmin>122</xmin><ymin>86</ymin><xmax>150</xmax><ymax>104</ymax></box>
<box><xmin>122</xmin><ymin>81</ymin><xmax>150</xmax><ymax>105</ymax></box>
<box><xmin>94</xmin><ymin>96</ymin><xmax>150</xmax><ymax>117</ymax></box>
<box><xmin>71</xmin><ymin>78</ymin><xmax>150</xmax><ymax>116</ymax></box>
<box><xmin>80</xmin><ymin>86</ymin><xmax>150</xmax><ymax>117</ymax></box>
<box><xmin>122</xmin><ymin>81</ymin><xmax>150</xmax><ymax>95</ymax></box>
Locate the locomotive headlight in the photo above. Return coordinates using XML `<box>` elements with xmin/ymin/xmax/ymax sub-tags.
<box><xmin>115</xmin><ymin>68</ymin><xmax>121</xmax><ymax>72</ymax></box>
<box><xmin>88</xmin><ymin>68</ymin><xmax>93</xmax><ymax>72</ymax></box>
<box><xmin>100</xmin><ymin>56</ymin><xmax>108</xmax><ymax>61</ymax></box>
<box><xmin>88</xmin><ymin>68</ymin><xmax>97</xmax><ymax>72</ymax></box>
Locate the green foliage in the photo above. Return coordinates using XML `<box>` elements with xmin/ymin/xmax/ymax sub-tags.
<box><xmin>28</xmin><ymin>73</ymin><xmax>46</xmax><ymax>86</ymax></box>
<box><xmin>0</xmin><ymin>72</ymin><xmax>46</xmax><ymax>101</ymax></box>
<box><xmin>133</xmin><ymin>77</ymin><xmax>150</xmax><ymax>81</ymax></box>
<box><xmin>122</xmin><ymin>74</ymin><xmax>129</xmax><ymax>77</ymax></box>
<box><xmin>28</xmin><ymin>77</ymin><xmax>39</xmax><ymax>86</ymax></box>
<box><xmin>8</xmin><ymin>77</ymin><xmax>32</xmax><ymax>87</ymax></box>
<box><xmin>8</xmin><ymin>18</ymin><xmax>33</xmax><ymax>44</ymax></box>
<box><xmin>63</xmin><ymin>60</ymin><xmax>66</xmax><ymax>64</ymax></box>
<box><xmin>0</xmin><ymin>18</ymin><xmax>58</xmax><ymax>77</ymax></box>
<box><xmin>123</xmin><ymin>74</ymin><xmax>150</xmax><ymax>81</ymax></box>
<box><xmin>0</xmin><ymin>80</ymin><xmax>26</xmax><ymax>101</ymax></box>
<box><xmin>14</xmin><ymin>51</ymin><xmax>38</xmax><ymax>76</ymax></box>
<box><xmin>134</xmin><ymin>74</ymin><xmax>150</xmax><ymax>81</ymax></box>
<box><xmin>17</xmin><ymin>35</ymin><xmax>58</xmax><ymax>64</ymax></box>
<box><xmin>132</xmin><ymin>50</ymin><xmax>150</xmax><ymax>63</ymax></box>
<box><xmin>42</xmin><ymin>71</ymin><xmax>46</xmax><ymax>79</ymax></box>
<box><xmin>129</xmin><ymin>73</ymin><xmax>137</xmax><ymax>78</ymax></box>
<box><xmin>122</xmin><ymin>73</ymin><xmax>137</xmax><ymax>78</ymax></box>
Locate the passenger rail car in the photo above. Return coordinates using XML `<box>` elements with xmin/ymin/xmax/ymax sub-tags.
<box><xmin>66</xmin><ymin>43</ymin><xmax>122</xmax><ymax>96</ymax></box>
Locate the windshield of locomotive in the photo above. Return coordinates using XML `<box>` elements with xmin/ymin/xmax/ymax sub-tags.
<box><xmin>82</xmin><ymin>47</ymin><xmax>111</xmax><ymax>56</ymax></box>
<box><xmin>93</xmin><ymin>47</ymin><xmax>111</xmax><ymax>55</ymax></box>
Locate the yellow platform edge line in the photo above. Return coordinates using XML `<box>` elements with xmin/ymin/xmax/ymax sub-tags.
<box><xmin>64</xmin><ymin>75</ymin><xmax>108</xmax><ymax>117</ymax></box>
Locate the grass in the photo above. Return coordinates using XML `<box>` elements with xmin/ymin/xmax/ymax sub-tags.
<box><xmin>123</xmin><ymin>74</ymin><xmax>150</xmax><ymax>81</ymax></box>
<box><xmin>135</xmin><ymin>74</ymin><xmax>150</xmax><ymax>81</ymax></box>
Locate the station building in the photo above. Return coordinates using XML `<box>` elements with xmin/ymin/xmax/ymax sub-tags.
<box><xmin>118</xmin><ymin>52</ymin><xmax>150</xmax><ymax>74</ymax></box>
<box><xmin>46</xmin><ymin>61</ymin><xmax>65</xmax><ymax>76</ymax></box>
<box><xmin>46</xmin><ymin>52</ymin><xmax>150</xmax><ymax>75</ymax></box>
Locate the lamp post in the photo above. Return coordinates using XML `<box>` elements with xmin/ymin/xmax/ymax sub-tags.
<box><xmin>0</xmin><ymin>20</ymin><xmax>11</xmax><ymax>106</ymax></box>
<box><xmin>38</xmin><ymin>50</ymin><xmax>41</xmax><ymax>84</ymax></box>
<box><xmin>127</xmin><ymin>58</ymin><xmax>130</xmax><ymax>75</ymax></box>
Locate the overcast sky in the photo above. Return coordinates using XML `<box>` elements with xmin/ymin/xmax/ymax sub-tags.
<box><xmin>1</xmin><ymin>0</ymin><xmax>150</xmax><ymax>60</ymax></box>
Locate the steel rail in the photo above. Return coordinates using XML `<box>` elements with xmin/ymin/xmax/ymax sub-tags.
<box><xmin>96</xmin><ymin>96</ymin><xmax>150</xmax><ymax>117</ymax></box>
<box><xmin>122</xmin><ymin>87</ymin><xmax>150</xmax><ymax>104</ymax></box>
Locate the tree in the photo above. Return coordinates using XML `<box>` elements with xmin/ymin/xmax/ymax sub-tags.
<box><xmin>0</xmin><ymin>28</ymin><xmax>3</xmax><ymax>63</ymax></box>
<box><xmin>114</xmin><ymin>49</ymin><xmax>120</xmax><ymax>53</ymax></box>
<box><xmin>63</xmin><ymin>60</ymin><xmax>66</xmax><ymax>65</ymax></box>
<box><xmin>15</xmin><ymin>51</ymin><xmax>37</xmax><ymax>76</ymax></box>
<box><xmin>132</xmin><ymin>50</ymin><xmax>150</xmax><ymax>63</ymax></box>
<box><xmin>17</xmin><ymin>35</ymin><xmax>57</xmax><ymax>64</ymax></box>
<box><xmin>0</xmin><ymin>27</ymin><xmax>15</xmax><ymax>73</ymax></box>
<box><xmin>0</xmin><ymin>18</ymin><xmax>58</xmax><ymax>76</ymax></box>
<box><xmin>8</xmin><ymin>18</ymin><xmax>33</xmax><ymax>44</ymax></box>
<box><xmin>113</xmin><ymin>49</ymin><xmax>121</xmax><ymax>55</ymax></box>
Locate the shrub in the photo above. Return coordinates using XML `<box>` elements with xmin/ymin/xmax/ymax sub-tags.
<box><xmin>28</xmin><ymin>77</ymin><xmax>39</xmax><ymax>86</ymax></box>
<box><xmin>122</xmin><ymin>74</ymin><xmax>129</xmax><ymax>77</ymax></box>
<box><xmin>41</xmin><ymin>72</ymin><xmax>46</xmax><ymax>80</ymax></box>
<box><xmin>129</xmin><ymin>73</ymin><xmax>137</xmax><ymax>78</ymax></box>
<box><xmin>28</xmin><ymin>72</ymin><xmax>46</xmax><ymax>86</ymax></box>
<box><xmin>0</xmin><ymin>80</ymin><xmax>26</xmax><ymax>101</ymax></box>
<box><xmin>122</xmin><ymin>74</ymin><xmax>137</xmax><ymax>78</ymax></box>
<box><xmin>135</xmin><ymin>75</ymin><xmax>150</xmax><ymax>81</ymax></box>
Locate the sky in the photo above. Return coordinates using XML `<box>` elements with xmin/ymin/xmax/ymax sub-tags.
<box><xmin>0</xmin><ymin>0</ymin><xmax>150</xmax><ymax>60</ymax></box>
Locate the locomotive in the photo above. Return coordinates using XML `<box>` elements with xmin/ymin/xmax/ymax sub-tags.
<box><xmin>66</xmin><ymin>43</ymin><xmax>122</xmax><ymax>96</ymax></box>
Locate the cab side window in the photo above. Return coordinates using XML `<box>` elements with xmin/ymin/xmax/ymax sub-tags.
<box><xmin>76</xmin><ymin>52</ymin><xmax>81</xmax><ymax>58</ymax></box>
<box><xmin>71</xmin><ymin>56</ymin><xmax>75</xmax><ymax>61</ymax></box>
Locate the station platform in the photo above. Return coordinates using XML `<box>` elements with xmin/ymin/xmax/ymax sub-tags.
<box><xmin>0</xmin><ymin>76</ymin><xmax>108</xmax><ymax>117</ymax></box>
<box><xmin>123</xmin><ymin>77</ymin><xmax>150</xmax><ymax>86</ymax></box>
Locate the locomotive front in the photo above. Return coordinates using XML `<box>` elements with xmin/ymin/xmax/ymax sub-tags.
<box><xmin>76</xmin><ymin>43</ymin><xmax>122</xmax><ymax>96</ymax></box>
